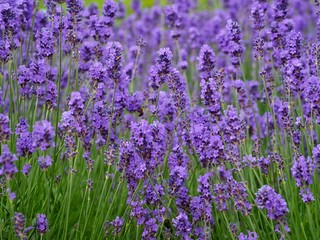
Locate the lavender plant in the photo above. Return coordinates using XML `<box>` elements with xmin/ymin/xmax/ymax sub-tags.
<box><xmin>0</xmin><ymin>0</ymin><xmax>319</xmax><ymax>239</ymax></box>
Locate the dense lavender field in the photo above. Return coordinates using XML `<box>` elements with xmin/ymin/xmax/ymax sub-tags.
<box><xmin>0</xmin><ymin>0</ymin><xmax>320</xmax><ymax>239</ymax></box>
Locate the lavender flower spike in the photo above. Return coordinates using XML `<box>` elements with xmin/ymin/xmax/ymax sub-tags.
<box><xmin>36</xmin><ymin>214</ymin><xmax>49</xmax><ymax>235</ymax></box>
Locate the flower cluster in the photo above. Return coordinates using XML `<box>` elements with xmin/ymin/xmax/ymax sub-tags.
<box><xmin>291</xmin><ymin>156</ymin><xmax>316</xmax><ymax>203</ymax></box>
<box><xmin>36</xmin><ymin>214</ymin><xmax>49</xmax><ymax>235</ymax></box>
<box><xmin>0</xmin><ymin>0</ymin><xmax>320</xmax><ymax>239</ymax></box>
<box><xmin>0</xmin><ymin>145</ymin><xmax>18</xmax><ymax>180</ymax></box>
<box><xmin>256</xmin><ymin>185</ymin><xmax>290</xmax><ymax>237</ymax></box>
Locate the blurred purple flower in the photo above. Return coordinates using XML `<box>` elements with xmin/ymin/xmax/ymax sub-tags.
<box><xmin>22</xmin><ymin>163</ymin><xmax>32</xmax><ymax>176</ymax></box>
<box><xmin>173</xmin><ymin>212</ymin><xmax>192</xmax><ymax>239</ymax></box>
<box><xmin>110</xmin><ymin>216</ymin><xmax>124</xmax><ymax>235</ymax></box>
<box><xmin>36</xmin><ymin>214</ymin><xmax>49</xmax><ymax>235</ymax></box>
<box><xmin>149</xmin><ymin>48</ymin><xmax>173</xmax><ymax>90</ymax></box>
<box><xmin>291</xmin><ymin>155</ymin><xmax>315</xmax><ymax>202</ymax></box>
<box><xmin>0</xmin><ymin>114</ymin><xmax>10</xmax><ymax>143</ymax></box>
<box><xmin>33</xmin><ymin>120</ymin><xmax>55</xmax><ymax>151</ymax></box>
<box><xmin>14</xmin><ymin>212</ymin><xmax>26</xmax><ymax>238</ymax></box>
<box><xmin>142</xmin><ymin>218</ymin><xmax>158</xmax><ymax>240</ymax></box>
<box><xmin>0</xmin><ymin>145</ymin><xmax>18</xmax><ymax>180</ymax></box>
<box><xmin>169</xmin><ymin>166</ymin><xmax>188</xmax><ymax>195</ymax></box>
<box><xmin>238</xmin><ymin>230</ymin><xmax>259</xmax><ymax>240</ymax></box>
<box><xmin>38</xmin><ymin>156</ymin><xmax>52</xmax><ymax>171</ymax></box>
<box><xmin>197</xmin><ymin>44</ymin><xmax>216</xmax><ymax>81</ymax></box>
<box><xmin>255</xmin><ymin>185</ymin><xmax>289</xmax><ymax>223</ymax></box>
<box><xmin>36</xmin><ymin>27</ymin><xmax>55</xmax><ymax>58</ymax></box>
<box><xmin>197</xmin><ymin>172</ymin><xmax>213</xmax><ymax>201</ymax></box>
<box><xmin>16</xmin><ymin>118</ymin><xmax>35</xmax><ymax>157</ymax></box>
<box><xmin>7</xmin><ymin>188</ymin><xmax>16</xmax><ymax>200</ymax></box>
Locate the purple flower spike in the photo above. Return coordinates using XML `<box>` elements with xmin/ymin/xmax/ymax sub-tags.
<box><xmin>36</xmin><ymin>214</ymin><xmax>49</xmax><ymax>235</ymax></box>
<box><xmin>273</xmin><ymin>0</ymin><xmax>289</xmax><ymax>22</ymax></box>
<box><xmin>250</xmin><ymin>1</ymin><xmax>265</xmax><ymax>31</ymax></box>
<box><xmin>299</xmin><ymin>188</ymin><xmax>315</xmax><ymax>203</ymax></box>
<box><xmin>226</xmin><ymin>19</ymin><xmax>244</xmax><ymax>68</ymax></box>
<box><xmin>0</xmin><ymin>39</ymin><xmax>11</xmax><ymax>64</ymax></box>
<box><xmin>238</xmin><ymin>230</ymin><xmax>259</xmax><ymax>240</ymax></box>
<box><xmin>38</xmin><ymin>156</ymin><xmax>52</xmax><ymax>171</ymax></box>
<box><xmin>0</xmin><ymin>114</ymin><xmax>10</xmax><ymax>143</ymax></box>
<box><xmin>32</xmin><ymin>120</ymin><xmax>55</xmax><ymax>151</ymax></box>
<box><xmin>213</xmin><ymin>183</ymin><xmax>230</xmax><ymax>212</ymax></box>
<box><xmin>7</xmin><ymin>188</ymin><xmax>16</xmax><ymax>200</ymax></box>
<box><xmin>14</xmin><ymin>212</ymin><xmax>26</xmax><ymax>238</ymax></box>
<box><xmin>291</xmin><ymin>155</ymin><xmax>315</xmax><ymax>202</ymax></box>
<box><xmin>105</xmin><ymin>42</ymin><xmax>124</xmax><ymax>83</ymax></box>
<box><xmin>256</xmin><ymin>185</ymin><xmax>288</xmax><ymax>220</ymax></box>
<box><xmin>222</xmin><ymin>105</ymin><xmax>246</xmax><ymax>144</ymax></box>
<box><xmin>173</xmin><ymin>212</ymin><xmax>192</xmax><ymax>239</ymax></box>
<box><xmin>312</xmin><ymin>144</ymin><xmax>320</xmax><ymax>172</ymax></box>
<box><xmin>0</xmin><ymin>145</ymin><xmax>18</xmax><ymax>180</ymax></box>
<box><xmin>255</xmin><ymin>185</ymin><xmax>289</xmax><ymax>236</ymax></box>
<box><xmin>197</xmin><ymin>172</ymin><xmax>213</xmax><ymax>201</ymax></box>
<box><xmin>230</xmin><ymin>180</ymin><xmax>252</xmax><ymax>215</ymax></box>
<box><xmin>197</xmin><ymin>44</ymin><xmax>216</xmax><ymax>81</ymax></box>
<box><xmin>103</xmin><ymin>0</ymin><xmax>119</xmax><ymax>20</ymax></box>
<box><xmin>22</xmin><ymin>163</ymin><xmax>32</xmax><ymax>176</ymax></box>
<box><xmin>190</xmin><ymin>196</ymin><xmax>214</xmax><ymax>224</ymax></box>
<box><xmin>16</xmin><ymin>118</ymin><xmax>35</xmax><ymax>157</ymax></box>
<box><xmin>169</xmin><ymin>166</ymin><xmax>188</xmax><ymax>195</ymax></box>
<box><xmin>36</xmin><ymin>27</ymin><xmax>55</xmax><ymax>58</ymax></box>
<box><xmin>149</xmin><ymin>48</ymin><xmax>173</xmax><ymax>90</ymax></box>
<box><xmin>291</xmin><ymin>156</ymin><xmax>315</xmax><ymax>188</ymax></box>
<box><xmin>66</xmin><ymin>0</ymin><xmax>83</xmax><ymax>17</ymax></box>
<box><xmin>142</xmin><ymin>218</ymin><xmax>158</xmax><ymax>240</ymax></box>
<box><xmin>111</xmin><ymin>216</ymin><xmax>124</xmax><ymax>235</ymax></box>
